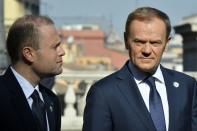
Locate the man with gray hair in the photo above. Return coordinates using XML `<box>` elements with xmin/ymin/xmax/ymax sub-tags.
<box><xmin>83</xmin><ymin>7</ymin><xmax>197</xmax><ymax>131</ymax></box>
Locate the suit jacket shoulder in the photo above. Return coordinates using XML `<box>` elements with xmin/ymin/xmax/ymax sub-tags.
<box><xmin>161</xmin><ymin>66</ymin><xmax>196</xmax><ymax>81</ymax></box>
<box><xmin>0</xmin><ymin>67</ymin><xmax>61</xmax><ymax>131</ymax></box>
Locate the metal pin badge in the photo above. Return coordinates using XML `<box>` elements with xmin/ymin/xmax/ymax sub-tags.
<box><xmin>173</xmin><ymin>82</ymin><xmax>179</xmax><ymax>88</ymax></box>
<box><xmin>50</xmin><ymin>105</ymin><xmax>53</xmax><ymax>112</ymax></box>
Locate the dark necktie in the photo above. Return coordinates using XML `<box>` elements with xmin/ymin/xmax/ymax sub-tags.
<box><xmin>31</xmin><ymin>90</ymin><xmax>47</xmax><ymax>131</ymax></box>
<box><xmin>146</xmin><ymin>77</ymin><xmax>166</xmax><ymax>131</ymax></box>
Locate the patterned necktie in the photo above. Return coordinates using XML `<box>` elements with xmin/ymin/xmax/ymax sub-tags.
<box><xmin>31</xmin><ymin>90</ymin><xmax>47</xmax><ymax>131</ymax></box>
<box><xmin>146</xmin><ymin>76</ymin><xmax>166</xmax><ymax>131</ymax></box>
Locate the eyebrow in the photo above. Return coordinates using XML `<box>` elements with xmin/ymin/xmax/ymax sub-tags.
<box><xmin>55</xmin><ymin>41</ymin><xmax>61</xmax><ymax>47</ymax></box>
<box><xmin>133</xmin><ymin>37</ymin><xmax>162</xmax><ymax>43</ymax></box>
<box><xmin>150</xmin><ymin>39</ymin><xmax>162</xmax><ymax>42</ymax></box>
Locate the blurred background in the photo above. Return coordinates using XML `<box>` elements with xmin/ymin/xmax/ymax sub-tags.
<box><xmin>1</xmin><ymin>0</ymin><xmax>197</xmax><ymax>130</ymax></box>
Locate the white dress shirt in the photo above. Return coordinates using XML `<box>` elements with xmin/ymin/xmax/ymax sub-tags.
<box><xmin>11</xmin><ymin>67</ymin><xmax>50</xmax><ymax>131</ymax></box>
<box><xmin>128</xmin><ymin>61</ymin><xmax>169</xmax><ymax>131</ymax></box>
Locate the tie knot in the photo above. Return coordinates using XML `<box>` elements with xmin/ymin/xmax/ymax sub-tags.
<box><xmin>31</xmin><ymin>90</ymin><xmax>41</xmax><ymax>102</ymax></box>
<box><xmin>146</xmin><ymin>76</ymin><xmax>156</xmax><ymax>89</ymax></box>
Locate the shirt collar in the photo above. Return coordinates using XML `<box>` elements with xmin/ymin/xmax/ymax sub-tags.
<box><xmin>128</xmin><ymin>61</ymin><xmax>164</xmax><ymax>84</ymax></box>
<box><xmin>10</xmin><ymin>67</ymin><xmax>39</xmax><ymax>99</ymax></box>
<box><xmin>152</xmin><ymin>66</ymin><xmax>164</xmax><ymax>83</ymax></box>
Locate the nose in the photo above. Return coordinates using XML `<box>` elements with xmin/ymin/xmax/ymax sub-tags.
<box><xmin>142</xmin><ymin>43</ymin><xmax>151</xmax><ymax>56</ymax></box>
<box><xmin>58</xmin><ymin>45</ymin><xmax>65</xmax><ymax>56</ymax></box>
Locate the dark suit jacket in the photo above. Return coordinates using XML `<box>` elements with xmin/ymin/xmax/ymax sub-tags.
<box><xmin>0</xmin><ymin>67</ymin><xmax>61</xmax><ymax>131</ymax></box>
<box><xmin>83</xmin><ymin>61</ymin><xmax>197</xmax><ymax>131</ymax></box>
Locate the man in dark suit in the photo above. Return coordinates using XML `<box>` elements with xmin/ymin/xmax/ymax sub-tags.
<box><xmin>0</xmin><ymin>15</ymin><xmax>65</xmax><ymax>131</ymax></box>
<box><xmin>83</xmin><ymin>7</ymin><xmax>197</xmax><ymax>131</ymax></box>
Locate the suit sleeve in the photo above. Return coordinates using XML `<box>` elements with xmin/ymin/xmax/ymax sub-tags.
<box><xmin>192</xmin><ymin>79</ymin><xmax>197</xmax><ymax>131</ymax></box>
<box><xmin>82</xmin><ymin>84</ymin><xmax>112</xmax><ymax>131</ymax></box>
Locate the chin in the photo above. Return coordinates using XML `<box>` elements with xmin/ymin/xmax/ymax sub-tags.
<box><xmin>47</xmin><ymin>69</ymin><xmax>63</xmax><ymax>77</ymax></box>
<box><xmin>56</xmin><ymin>68</ymin><xmax>63</xmax><ymax>74</ymax></box>
<box><xmin>144</xmin><ymin>67</ymin><xmax>157</xmax><ymax>74</ymax></box>
<box><xmin>138</xmin><ymin>66</ymin><xmax>156</xmax><ymax>73</ymax></box>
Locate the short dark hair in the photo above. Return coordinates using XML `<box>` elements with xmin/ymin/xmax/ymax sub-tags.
<box><xmin>6</xmin><ymin>15</ymin><xmax>54</xmax><ymax>64</ymax></box>
<box><xmin>125</xmin><ymin>7</ymin><xmax>171</xmax><ymax>39</ymax></box>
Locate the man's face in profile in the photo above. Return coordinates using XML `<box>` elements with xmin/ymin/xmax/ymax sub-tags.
<box><xmin>32</xmin><ymin>24</ymin><xmax>65</xmax><ymax>78</ymax></box>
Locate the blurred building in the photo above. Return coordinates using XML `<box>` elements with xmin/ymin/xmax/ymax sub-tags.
<box><xmin>4</xmin><ymin>0</ymin><xmax>40</xmax><ymax>33</ymax></box>
<box><xmin>174</xmin><ymin>14</ymin><xmax>197</xmax><ymax>71</ymax></box>
<box><xmin>105</xmin><ymin>24</ymin><xmax>125</xmax><ymax>52</ymax></box>
<box><xmin>60</xmin><ymin>24</ymin><xmax>128</xmax><ymax>71</ymax></box>
<box><xmin>161</xmin><ymin>34</ymin><xmax>183</xmax><ymax>71</ymax></box>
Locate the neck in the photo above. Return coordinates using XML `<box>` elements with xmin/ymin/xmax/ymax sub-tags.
<box><xmin>12</xmin><ymin>62</ymin><xmax>40</xmax><ymax>87</ymax></box>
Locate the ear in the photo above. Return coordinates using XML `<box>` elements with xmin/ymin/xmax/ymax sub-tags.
<box><xmin>22</xmin><ymin>47</ymin><xmax>35</xmax><ymax>63</ymax></box>
<box><xmin>164</xmin><ymin>36</ymin><xmax>172</xmax><ymax>52</ymax></box>
<box><xmin>124</xmin><ymin>32</ymin><xmax>129</xmax><ymax>49</ymax></box>
<box><xmin>165</xmin><ymin>36</ymin><xmax>171</xmax><ymax>47</ymax></box>
<box><xmin>167</xmin><ymin>36</ymin><xmax>171</xmax><ymax>44</ymax></box>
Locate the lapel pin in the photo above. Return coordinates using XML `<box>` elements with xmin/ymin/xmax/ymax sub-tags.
<box><xmin>173</xmin><ymin>82</ymin><xmax>179</xmax><ymax>88</ymax></box>
<box><xmin>50</xmin><ymin>105</ymin><xmax>53</xmax><ymax>112</ymax></box>
<box><xmin>49</xmin><ymin>103</ymin><xmax>53</xmax><ymax>112</ymax></box>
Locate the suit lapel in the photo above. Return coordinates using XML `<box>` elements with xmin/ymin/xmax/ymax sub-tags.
<box><xmin>3</xmin><ymin>67</ymin><xmax>39</xmax><ymax>131</ymax></box>
<box><xmin>40</xmin><ymin>86</ymin><xmax>56</xmax><ymax>131</ymax></box>
<box><xmin>161</xmin><ymin>67</ymin><xmax>180</xmax><ymax>131</ymax></box>
<box><xmin>116</xmin><ymin>62</ymin><xmax>156</xmax><ymax>131</ymax></box>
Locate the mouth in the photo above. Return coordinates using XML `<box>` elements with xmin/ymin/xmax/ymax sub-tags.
<box><xmin>57</xmin><ymin>60</ymin><xmax>63</xmax><ymax>64</ymax></box>
<box><xmin>139</xmin><ymin>57</ymin><xmax>154</xmax><ymax>62</ymax></box>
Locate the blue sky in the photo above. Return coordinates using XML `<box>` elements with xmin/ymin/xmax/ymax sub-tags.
<box><xmin>41</xmin><ymin>0</ymin><xmax>197</xmax><ymax>37</ymax></box>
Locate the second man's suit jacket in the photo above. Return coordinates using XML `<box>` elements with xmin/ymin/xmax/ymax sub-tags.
<box><xmin>0</xmin><ymin>67</ymin><xmax>61</xmax><ymax>131</ymax></box>
<box><xmin>83</xmin><ymin>61</ymin><xmax>197</xmax><ymax>131</ymax></box>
